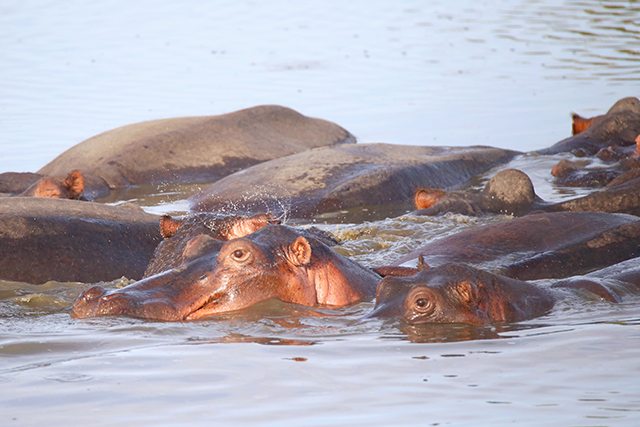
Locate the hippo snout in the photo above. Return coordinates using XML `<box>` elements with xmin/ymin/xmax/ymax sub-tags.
<box><xmin>71</xmin><ymin>285</ymin><xmax>133</xmax><ymax>318</ymax></box>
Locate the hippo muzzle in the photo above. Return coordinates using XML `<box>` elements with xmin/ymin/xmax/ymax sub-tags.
<box><xmin>71</xmin><ymin>255</ymin><xmax>226</xmax><ymax>321</ymax></box>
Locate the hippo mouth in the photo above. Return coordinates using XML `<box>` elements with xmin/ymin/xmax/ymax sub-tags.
<box><xmin>184</xmin><ymin>291</ymin><xmax>227</xmax><ymax>320</ymax></box>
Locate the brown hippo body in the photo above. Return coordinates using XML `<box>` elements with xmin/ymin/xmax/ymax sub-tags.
<box><xmin>415</xmin><ymin>168</ymin><xmax>640</xmax><ymax>217</ymax></box>
<box><xmin>551</xmin><ymin>159</ymin><xmax>619</xmax><ymax>188</ymax></box>
<box><xmin>370</xmin><ymin>259</ymin><xmax>640</xmax><ymax>326</ymax></box>
<box><xmin>38</xmin><ymin>105</ymin><xmax>354</xmax><ymax>197</ymax></box>
<box><xmin>392</xmin><ymin>212</ymin><xmax>640</xmax><ymax>281</ymax></box>
<box><xmin>536</xmin><ymin>97</ymin><xmax>640</xmax><ymax>155</ymax></box>
<box><xmin>0</xmin><ymin>172</ymin><xmax>43</xmax><ymax>195</ymax></box>
<box><xmin>71</xmin><ymin>225</ymin><xmax>380</xmax><ymax>321</ymax></box>
<box><xmin>0</xmin><ymin>198</ymin><xmax>162</xmax><ymax>284</ymax></box>
<box><xmin>190</xmin><ymin>143</ymin><xmax>519</xmax><ymax>220</ymax></box>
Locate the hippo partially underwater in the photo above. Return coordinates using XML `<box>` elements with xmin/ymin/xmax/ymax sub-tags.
<box><xmin>0</xmin><ymin>198</ymin><xmax>162</xmax><ymax>283</ymax></box>
<box><xmin>370</xmin><ymin>258</ymin><xmax>640</xmax><ymax>326</ymax></box>
<box><xmin>2</xmin><ymin>105</ymin><xmax>354</xmax><ymax>201</ymax></box>
<box><xmin>414</xmin><ymin>168</ymin><xmax>640</xmax><ymax>217</ymax></box>
<box><xmin>390</xmin><ymin>211</ymin><xmax>640</xmax><ymax>281</ymax></box>
<box><xmin>190</xmin><ymin>143</ymin><xmax>518</xmax><ymax>220</ymax></box>
<box><xmin>71</xmin><ymin>225</ymin><xmax>380</xmax><ymax>320</ymax></box>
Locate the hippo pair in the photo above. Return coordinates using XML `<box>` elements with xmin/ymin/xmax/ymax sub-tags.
<box><xmin>0</xmin><ymin>105</ymin><xmax>356</xmax><ymax>283</ymax></box>
<box><xmin>0</xmin><ymin>105</ymin><xmax>355</xmax><ymax>201</ymax></box>
<box><xmin>71</xmin><ymin>211</ymin><xmax>640</xmax><ymax>323</ymax></box>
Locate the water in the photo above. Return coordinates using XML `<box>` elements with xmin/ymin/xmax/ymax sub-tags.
<box><xmin>1</xmin><ymin>1</ymin><xmax>640</xmax><ymax>426</ymax></box>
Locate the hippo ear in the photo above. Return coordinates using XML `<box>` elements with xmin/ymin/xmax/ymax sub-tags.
<box><xmin>160</xmin><ymin>215</ymin><xmax>183</xmax><ymax>239</ymax></box>
<box><xmin>63</xmin><ymin>170</ymin><xmax>85</xmax><ymax>199</ymax></box>
<box><xmin>455</xmin><ymin>281</ymin><xmax>480</xmax><ymax>307</ymax></box>
<box><xmin>417</xmin><ymin>255</ymin><xmax>430</xmax><ymax>272</ymax></box>
<box><xmin>571</xmin><ymin>113</ymin><xmax>594</xmax><ymax>136</ymax></box>
<box><xmin>414</xmin><ymin>188</ymin><xmax>446</xmax><ymax>210</ymax></box>
<box><xmin>288</xmin><ymin>236</ymin><xmax>312</xmax><ymax>267</ymax></box>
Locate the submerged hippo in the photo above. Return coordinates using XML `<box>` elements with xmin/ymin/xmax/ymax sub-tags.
<box><xmin>0</xmin><ymin>170</ymin><xmax>94</xmax><ymax>199</ymax></box>
<box><xmin>390</xmin><ymin>211</ymin><xmax>640</xmax><ymax>281</ymax></box>
<box><xmin>71</xmin><ymin>225</ymin><xmax>380</xmax><ymax>320</ymax></box>
<box><xmin>0</xmin><ymin>198</ymin><xmax>162</xmax><ymax>283</ymax></box>
<box><xmin>536</xmin><ymin>97</ymin><xmax>640</xmax><ymax>155</ymax></box>
<box><xmin>37</xmin><ymin>105</ymin><xmax>354</xmax><ymax>199</ymax></box>
<box><xmin>370</xmin><ymin>258</ymin><xmax>640</xmax><ymax>326</ymax></box>
<box><xmin>190</xmin><ymin>143</ymin><xmax>518</xmax><ymax>221</ymax></box>
<box><xmin>414</xmin><ymin>168</ymin><xmax>640</xmax><ymax>217</ymax></box>
<box><xmin>549</xmin><ymin>136</ymin><xmax>640</xmax><ymax>187</ymax></box>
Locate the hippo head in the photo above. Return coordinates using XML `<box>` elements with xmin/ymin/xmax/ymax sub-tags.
<box><xmin>21</xmin><ymin>170</ymin><xmax>85</xmax><ymax>199</ymax></box>
<box><xmin>481</xmin><ymin>168</ymin><xmax>538</xmax><ymax>215</ymax></box>
<box><xmin>72</xmin><ymin>225</ymin><xmax>376</xmax><ymax>321</ymax></box>
<box><xmin>144</xmin><ymin>212</ymin><xmax>279</xmax><ymax>277</ymax></box>
<box><xmin>370</xmin><ymin>263</ymin><xmax>553</xmax><ymax>326</ymax></box>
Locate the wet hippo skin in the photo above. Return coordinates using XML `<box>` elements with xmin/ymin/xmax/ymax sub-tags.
<box><xmin>0</xmin><ymin>198</ymin><xmax>162</xmax><ymax>283</ymax></box>
<box><xmin>392</xmin><ymin>211</ymin><xmax>640</xmax><ymax>281</ymax></box>
<box><xmin>38</xmin><ymin>105</ymin><xmax>355</xmax><ymax>194</ymax></box>
<box><xmin>370</xmin><ymin>258</ymin><xmax>640</xmax><ymax>326</ymax></box>
<box><xmin>71</xmin><ymin>225</ymin><xmax>380</xmax><ymax>320</ymax></box>
<box><xmin>190</xmin><ymin>143</ymin><xmax>519</xmax><ymax>220</ymax></box>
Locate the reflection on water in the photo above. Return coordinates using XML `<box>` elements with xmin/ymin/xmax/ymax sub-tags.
<box><xmin>2</xmin><ymin>0</ymin><xmax>640</xmax><ymax>425</ymax></box>
<box><xmin>1</xmin><ymin>0</ymin><xmax>639</xmax><ymax>172</ymax></box>
<box><xmin>499</xmin><ymin>1</ymin><xmax>640</xmax><ymax>81</ymax></box>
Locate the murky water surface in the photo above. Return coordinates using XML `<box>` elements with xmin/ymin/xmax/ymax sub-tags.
<box><xmin>1</xmin><ymin>1</ymin><xmax>639</xmax><ymax>426</ymax></box>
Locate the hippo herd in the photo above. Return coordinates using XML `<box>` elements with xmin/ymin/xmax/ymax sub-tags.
<box><xmin>2</xmin><ymin>99</ymin><xmax>640</xmax><ymax>328</ymax></box>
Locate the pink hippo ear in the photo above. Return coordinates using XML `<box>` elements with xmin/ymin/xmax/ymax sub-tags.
<box><xmin>159</xmin><ymin>215</ymin><xmax>183</xmax><ymax>239</ymax></box>
<box><xmin>454</xmin><ymin>280</ymin><xmax>480</xmax><ymax>306</ymax></box>
<box><xmin>288</xmin><ymin>236</ymin><xmax>312</xmax><ymax>267</ymax></box>
<box><xmin>571</xmin><ymin>113</ymin><xmax>596</xmax><ymax>136</ymax></box>
<box><xmin>63</xmin><ymin>170</ymin><xmax>85</xmax><ymax>199</ymax></box>
<box><xmin>414</xmin><ymin>188</ymin><xmax>447</xmax><ymax>210</ymax></box>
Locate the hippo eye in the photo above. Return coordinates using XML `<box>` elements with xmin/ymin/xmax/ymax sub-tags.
<box><xmin>413</xmin><ymin>295</ymin><xmax>435</xmax><ymax>315</ymax></box>
<box><xmin>230</xmin><ymin>248</ymin><xmax>251</xmax><ymax>263</ymax></box>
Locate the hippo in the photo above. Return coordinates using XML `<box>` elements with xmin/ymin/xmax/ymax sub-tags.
<box><xmin>370</xmin><ymin>258</ymin><xmax>640</xmax><ymax>326</ymax></box>
<box><xmin>414</xmin><ymin>169</ymin><xmax>539</xmax><ymax>216</ymax></box>
<box><xmin>0</xmin><ymin>197</ymin><xmax>162</xmax><ymax>283</ymax></box>
<box><xmin>536</xmin><ymin>97</ymin><xmax>640</xmax><ymax>155</ymax></box>
<box><xmin>37</xmin><ymin>105</ymin><xmax>355</xmax><ymax>200</ymax></box>
<box><xmin>389</xmin><ymin>211</ymin><xmax>640</xmax><ymax>281</ymax></box>
<box><xmin>550</xmin><ymin>159</ymin><xmax>621</xmax><ymax>188</ymax></box>
<box><xmin>71</xmin><ymin>225</ymin><xmax>381</xmax><ymax>320</ymax></box>
<box><xmin>0</xmin><ymin>172</ymin><xmax>43</xmax><ymax>195</ymax></box>
<box><xmin>0</xmin><ymin>170</ymin><xmax>101</xmax><ymax>200</ymax></box>
<box><xmin>190</xmin><ymin>143</ymin><xmax>519</xmax><ymax>221</ymax></box>
<box><xmin>549</xmin><ymin>136</ymin><xmax>640</xmax><ymax>187</ymax></box>
<box><xmin>414</xmin><ymin>168</ymin><xmax>640</xmax><ymax>217</ymax></box>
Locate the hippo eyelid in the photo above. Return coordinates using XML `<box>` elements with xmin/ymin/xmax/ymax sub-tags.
<box><xmin>229</xmin><ymin>247</ymin><xmax>252</xmax><ymax>263</ymax></box>
<box><xmin>408</xmin><ymin>288</ymin><xmax>436</xmax><ymax>315</ymax></box>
